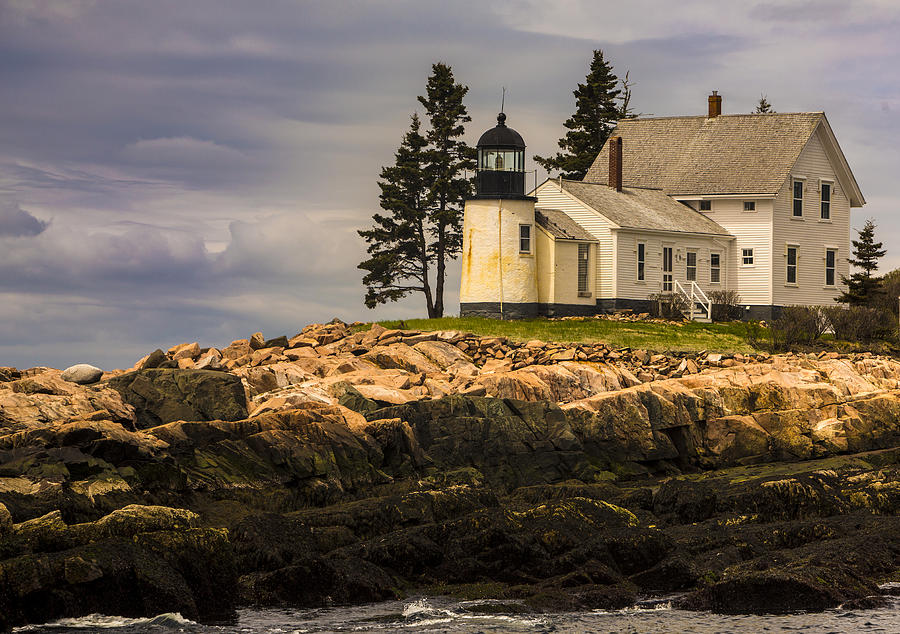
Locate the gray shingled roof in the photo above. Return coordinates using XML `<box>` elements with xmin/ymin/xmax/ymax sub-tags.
<box><xmin>535</xmin><ymin>208</ymin><xmax>597</xmax><ymax>241</ymax></box>
<box><xmin>558</xmin><ymin>180</ymin><xmax>733</xmax><ymax>237</ymax></box>
<box><xmin>584</xmin><ymin>113</ymin><xmax>824</xmax><ymax>195</ymax></box>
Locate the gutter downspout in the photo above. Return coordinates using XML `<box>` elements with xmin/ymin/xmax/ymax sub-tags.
<box><xmin>498</xmin><ymin>202</ymin><xmax>504</xmax><ymax>319</ymax></box>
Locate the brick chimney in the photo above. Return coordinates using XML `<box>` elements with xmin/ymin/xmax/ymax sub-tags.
<box><xmin>708</xmin><ymin>91</ymin><xmax>722</xmax><ymax>118</ymax></box>
<box><xmin>608</xmin><ymin>136</ymin><xmax>623</xmax><ymax>192</ymax></box>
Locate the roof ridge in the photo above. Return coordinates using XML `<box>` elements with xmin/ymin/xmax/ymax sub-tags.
<box><xmin>621</xmin><ymin>112</ymin><xmax>824</xmax><ymax>122</ymax></box>
<box><xmin>565</xmin><ymin>178</ymin><xmax>664</xmax><ymax>192</ymax></box>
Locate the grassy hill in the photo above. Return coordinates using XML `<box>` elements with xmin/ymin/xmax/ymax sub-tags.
<box><xmin>371</xmin><ymin>316</ymin><xmax>755</xmax><ymax>354</ymax></box>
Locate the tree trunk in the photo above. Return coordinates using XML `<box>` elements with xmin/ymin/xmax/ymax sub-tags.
<box><xmin>434</xmin><ymin>218</ymin><xmax>446</xmax><ymax>318</ymax></box>
<box><xmin>417</xmin><ymin>219</ymin><xmax>436</xmax><ymax>318</ymax></box>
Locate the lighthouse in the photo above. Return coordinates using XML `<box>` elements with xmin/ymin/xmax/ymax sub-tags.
<box><xmin>459</xmin><ymin>112</ymin><xmax>538</xmax><ymax>319</ymax></box>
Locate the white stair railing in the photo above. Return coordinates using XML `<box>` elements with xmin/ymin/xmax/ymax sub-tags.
<box><xmin>671</xmin><ymin>280</ymin><xmax>712</xmax><ymax>321</ymax></box>
<box><xmin>690</xmin><ymin>281</ymin><xmax>712</xmax><ymax>320</ymax></box>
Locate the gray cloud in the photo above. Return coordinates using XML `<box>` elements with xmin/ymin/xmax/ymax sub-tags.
<box><xmin>0</xmin><ymin>0</ymin><xmax>898</xmax><ymax>369</ymax></box>
<box><xmin>0</xmin><ymin>199</ymin><xmax>48</xmax><ymax>236</ymax></box>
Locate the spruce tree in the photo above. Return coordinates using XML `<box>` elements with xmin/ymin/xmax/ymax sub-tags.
<box><xmin>837</xmin><ymin>219</ymin><xmax>887</xmax><ymax>305</ymax></box>
<box><xmin>358</xmin><ymin>63</ymin><xmax>474</xmax><ymax>318</ymax></box>
<box><xmin>755</xmin><ymin>94</ymin><xmax>775</xmax><ymax>113</ymax></box>
<box><xmin>417</xmin><ymin>62</ymin><xmax>476</xmax><ymax>318</ymax></box>
<box><xmin>358</xmin><ymin>114</ymin><xmax>433</xmax><ymax>313</ymax></box>
<box><xmin>535</xmin><ymin>50</ymin><xmax>625</xmax><ymax>180</ymax></box>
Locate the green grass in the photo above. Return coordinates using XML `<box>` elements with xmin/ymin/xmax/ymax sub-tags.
<box><xmin>367</xmin><ymin>316</ymin><xmax>755</xmax><ymax>353</ymax></box>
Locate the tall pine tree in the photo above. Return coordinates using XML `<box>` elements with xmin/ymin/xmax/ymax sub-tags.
<box><xmin>837</xmin><ymin>219</ymin><xmax>887</xmax><ymax>305</ymax></box>
<box><xmin>534</xmin><ymin>50</ymin><xmax>628</xmax><ymax>180</ymax></box>
<box><xmin>358</xmin><ymin>63</ymin><xmax>474</xmax><ymax>318</ymax></box>
<box><xmin>417</xmin><ymin>63</ymin><xmax>476</xmax><ymax>317</ymax></box>
<box><xmin>358</xmin><ymin>114</ymin><xmax>433</xmax><ymax>313</ymax></box>
<box><xmin>755</xmin><ymin>94</ymin><xmax>775</xmax><ymax>113</ymax></box>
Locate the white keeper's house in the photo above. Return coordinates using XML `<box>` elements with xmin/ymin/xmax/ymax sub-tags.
<box><xmin>459</xmin><ymin>92</ymin><xmax>865</xmax><ymax>321</ymax></box>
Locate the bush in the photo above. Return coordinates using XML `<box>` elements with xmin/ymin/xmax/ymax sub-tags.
<box><xmin>647</xmin><ymin>292</ymin><xmax>688</xmax><ymax>320</ymax></box>
<box><xmin>709</xmin><ymin>290</ymin><xmax>743</xmax><ymax>322</ymax></box>
<box><xmin>770</xmin><ymin>306</ymin><xmax>829</xmax><ymax>350</ymax></box>
<box><xmin>823</xmin><ymin>305</ymin><xmax>895</xmax><ymax>343</ymax></box>
<box><xmin>743</xmin><ymin>320</ymin><xmax>765</xmax><ymax>348</ymax></box>
<box><xmin>871</xmin><ymin>268</ymin><xmax>900</xmax><ymax>318</ymax></box>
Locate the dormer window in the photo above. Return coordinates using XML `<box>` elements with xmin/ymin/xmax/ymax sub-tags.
<box><xmin>699</xmin><ymin>200</ymin><xmax>711</xmax><ymax>211</ymax></box>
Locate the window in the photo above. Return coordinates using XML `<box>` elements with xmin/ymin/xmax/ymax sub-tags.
<box><xmin>699</xmin><ymin>200</ymin><xmax>712</xmax><ymax>211</ymax></box>
<box><xmin>743</xmin><ymin>201</ymin><xmax>756</xmax><ymax>211</ymax></box>
<box><xmin>710</xmin><ymin>253</ymin><xmax>721</xmax><ymax>283</ymax></box>
<box><xmin>821</xmin><ymin>182</ymin><xmax>831</xmax><ymax>220</ymax></box>
<box><xmin>662</xmin><ymin>246</ymin><xmax>673</xmax><ymax>291</ymax></box>
<box><xmin>793</xmin><ymin>179</ymin><xmax>804</xmax><ymax>217</ymax></box>
<box><xmin>519</xmin><ymin>224</ymin><xmax>531</xmax><ymax>254</ymax></box>
<box><xmin>786</xmin><ymin>245</ymin><xmax>798</xmax><ymax>284</ymax></box>
<box><xmin>637</xmin><ymin>242</ymin><xmax>646</xmax><ymax>281</ymax></box>
<box><xmin>577</xmin><ymin>244</ymin><xmax>590</xmax><ymax>294</ymax></box>
<box><xmin>742</xmin><ymin>248</ymin><xmax>754</xmax><ymax>266</ymax></box>
<box><xmin>686</xmin><ymin>251</ymin><xmax>697</xmax><ymax>282</ymax></box>
<box><xmin>825</xmin><ymin>249</ymin><xmax>836</xmax><ymax>286</ymax></box>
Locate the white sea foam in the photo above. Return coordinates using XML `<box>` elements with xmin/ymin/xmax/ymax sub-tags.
<box><xmin>400</xmin><ymin>598</ymin><xmax>457</xmax><ymax>621</ymax></box>
<box><xmin>13</xmin><ymin>612</ymin><xmax>196</xmax><ymax>631</ymax></box>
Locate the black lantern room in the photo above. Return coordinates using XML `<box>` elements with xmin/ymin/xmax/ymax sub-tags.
<box><xmin>475</xmin><ymin>112</ymin><xmax>528</xmax><ymax>198</ymax></box>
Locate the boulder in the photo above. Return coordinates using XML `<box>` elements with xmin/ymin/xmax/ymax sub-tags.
<box><xmin>250</xmin><ymin>332</ymin><xmax>266</xmax><ymax>350</ymax></box>
<box><xmin>106</xmin><ymin>369</ymin><xmax>248</xmax><ymax>428</ymax></box>
<box><xmin>361</xmin><ymin>344</ymin><xmax>441</xmax><ymax>375</ymax></box>
<box><xmin>61</xmin><ymin>364</ymin><xmax>103</xmax><ymax>385</ymax></box>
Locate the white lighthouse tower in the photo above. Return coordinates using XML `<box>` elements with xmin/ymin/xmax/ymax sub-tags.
<box><xmin>459</xmin><ymin>113</ymin><xmax>538</xmax><ymax>319</ymax></box>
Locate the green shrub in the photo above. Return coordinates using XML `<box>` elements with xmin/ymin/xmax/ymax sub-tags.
<box><xmin>770</xmin><ymin>306</ymin><xmax>828</xmax><ymax>350</ymax></box>
<box><xmin>823</xmin><ymin>305</ymin><xmax>895</xmax><ymax>343</ymax></box>
<box><xmin>709</xmin><ymin>290</ymin><xmax>743</xmax><ymax>322</ymax></box>
<box><xmin>743</xmin><ymin>320</ymin><xmax>765</xmax><ymax>348</ymax></box>
<box><xmin>647</xmin><ymin>292</ymin><xmax>688</xmax><ymax>320</ymax></box>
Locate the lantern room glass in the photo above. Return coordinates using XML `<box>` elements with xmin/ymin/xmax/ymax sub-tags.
<box><xmin>478</xmin><ymin>149</ymin><xmax>524</xmax><ymax>172</ymax></box>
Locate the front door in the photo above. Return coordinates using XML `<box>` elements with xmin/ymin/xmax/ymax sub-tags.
<box><xmin>662</xmin><ymin>246</ymin><xmax>673</xmax><ymax>291</ymax></box>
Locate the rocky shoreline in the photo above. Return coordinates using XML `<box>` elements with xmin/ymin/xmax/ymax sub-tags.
<box><xmin>1</xmin><ymin>320</ymin><xmax>899</xmax><ymax>629</ymax></box>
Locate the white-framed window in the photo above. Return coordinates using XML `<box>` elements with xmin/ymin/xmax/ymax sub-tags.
<box><xmin>825</xmin><ymin>248</ymin><xmax>836</xmax><ymax>287</ymax></box>
<box><xmin>743</xmin><ymin>201</ymin><xmax>756</xmax><ymax>211</ymax></box>
<box><xmin>637</xmin><ymin>242</ymin><xmax>646</xmax><ymax>281</ymax></box>
<box><xmin>821</xmin><ymin>181</ymin><xmax>832</xmax><ymax>220</ymax></box>
<box><xmin>577</xmin><ymin>243</ymin><xmax>590</xmax><ymax>294</ymax></box>
<box><xmin>699</xmin><ymin>200</ymin><xmax>712</xmax><ymax>211</ymax></box>
<box><xmin>710</xmin><ymin>252</ymin><xmax>721</xmax><ymax>283</ymax></box>
<box><xmin>519</xmin><ymin>224</ymin><xmax>532</xmax><ymax>254</ymax></box>
<box><xmin>742</xmin><ymin>248</ymin><xmax>754</xmax><ymax>266</ymax></box>
<box><xmin>686</xmin><ymin>251</ymin><xmax>697</xmax><ymax>282</ymax></box>
<box><xmin>792</xmin><ymin>178</ymin><xmax>804</xmax><ymax>217</ymax></box>
<box><xmin>786</xmin><ymin>245</ymin><xmax>798</xmax><ymax>284</ymax></box>
<box><xmin>662</xmin><ymin>245</ymin><xmax>674</xmax><ymax>291</ymax></box>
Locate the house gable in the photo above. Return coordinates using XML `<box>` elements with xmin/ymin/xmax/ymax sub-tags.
<box><xmin>583</xmin><ymin>112</ymin><xmax>867</xmax><ymax>202</ymax></box>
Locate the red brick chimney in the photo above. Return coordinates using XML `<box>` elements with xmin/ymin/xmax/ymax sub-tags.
<box><xmin>708</xmin><ymin>91</ymin><xmax>722</xmax><ymax>118</ymax></box>
<box><xmin>608</xmin><ymin>136</ymin><xmax>623</xmax><ymax>191</ymax></box>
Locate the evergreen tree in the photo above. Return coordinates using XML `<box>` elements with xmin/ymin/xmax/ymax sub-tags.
<box><xmin>417</xmin><ymin>62</ymin><xmax>476</xmax><ymax>318</ymax></box>
<box><xmin>755</xmin><ymin>94</ymin><xmax>775</xmax><ymax>113</ymax></box>
<box><xmin>358</xmin><ymin>114</ymin><xmax>432</xmax><ymax>312</ymax></box>
<box><xmin>358</xmin><ymin>63</ymin><xmax>474</xmax><ymax>318</ymax></box>
<box><xmin>837</xmin><ymin>219</ymin><xmax>887</xmax><ymax>305</ymax></box>
<box><xmin>535</xmin><ymin>50</ymin><xmax>625</xmax><ymax>180</ymax></box>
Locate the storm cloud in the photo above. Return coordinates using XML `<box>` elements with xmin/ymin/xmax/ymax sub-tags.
<box><xmin>1</xmin><ymin>0</ymin><xmax>898</xmax><ymax>369</ymax></box>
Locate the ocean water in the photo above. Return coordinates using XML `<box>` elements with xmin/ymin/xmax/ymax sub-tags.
<box><xmin>13</xmin><ymin>593</ymin><xmax>900</xmax><ymax>633</ymax></box>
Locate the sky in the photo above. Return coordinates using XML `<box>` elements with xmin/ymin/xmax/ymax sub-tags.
<box><xmin>1</xmin><ymin>0</ymin><xmax>899</xmax><ymax>370</ymax></box>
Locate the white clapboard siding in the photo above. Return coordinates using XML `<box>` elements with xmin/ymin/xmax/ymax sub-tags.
<box><xmin>772</xmin><ymin>125</ymin><xmax>851</xmax><ymax>307</ymax></box>
<box><xmin>615</xmin><ymin>229</ymin><xmax>732</xmax><ymax>301</ymax></box>
<box><xmin>534</xmin><ymin>181</ymin><xmax>616</xmax><ymax>299</ymax></box>
<box><xmin>687</xmin><ymin>198</ymin><xmax>774</xmax><ymax>305</ymax></box>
